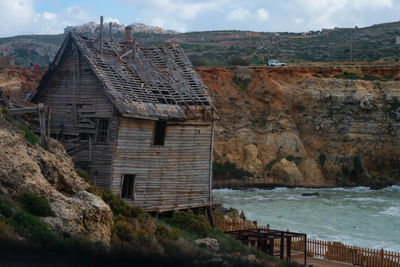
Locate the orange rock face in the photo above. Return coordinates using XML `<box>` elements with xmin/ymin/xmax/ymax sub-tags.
<box><xmin>198</xmin><ymin>65</ymin><xmax>400</xmax><ymax>188</ymax></box>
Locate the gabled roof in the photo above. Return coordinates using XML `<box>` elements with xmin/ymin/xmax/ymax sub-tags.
<box><xmin>31</xmin><ymin>32</ymin><xmax>214</xmax><ymax>120</ymax></box>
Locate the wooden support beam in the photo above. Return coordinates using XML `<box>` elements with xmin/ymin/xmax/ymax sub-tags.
<box><xmin>46</xmin><ymin>106</ymin><xmax>51</xmax><ymax>140</ymax></box>
<box><xmin>38</xmin><ymin>103</ymin><xmax>48</xmax><ymax>150</ymax></box>
<box><xmin>207</xmin><ymin>206</ymin><xmax>215</xmax><ymax>228</ymax></box>
<box><xmin>88</xmin><ymin>135</ymin><xmax>92</xmax><ymax>162</ymax></box>
<box><xmin>8</xmin><ymin>107</ymin><xmax>38</xmax><ymax>115</ymax></box>
<box><xmin>287</xmin><ymin>237</ymin><xmax>292</xmax><ymax>262</ymax></box>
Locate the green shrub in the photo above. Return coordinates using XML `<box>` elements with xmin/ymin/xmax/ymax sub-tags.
<box><xmin>319</xmin><ymin>153</ymin><xmax>326</xmax><ymax>167</ymax></box>
<box><xmin>229</xmin><ymin>57</ymin><xmax>249</xmax><ymax>66</ymax></box>
<box><xmin>213</xmin><ymin>161</ymin><xmax>253</xmax><ymax>179</ymax></box>
<box><xmin>353</xmin><ymin>156</ymin><xmax>363</xmax><ymax>172</ymax></box>
<box><xmin>0</xmin><ymin>221</ymin><xmax>13</xmax><ymax>240</ymax></box>
<box><xmin>169</xmin><ymin>210</ymin><xmax>212</xmax><ymax>237</ymax></box>
<box><xmin>9</xmin><ymin>210</ymin><xmax>59</xmax><ymax>246</ymax></box>
<box><xmin>95</xmin><ymin>188</ymin><xmax>144</xmax><ymax>219</ymax></box>
<box><xmin>155</xmin><ymin>224</ymin><xmax>178</xmax><ymax>241</ymax></box>
<box><xmin>341</xmin><ymin>165</ymin><xmax>350</xmax><ymax>177</ymax></box>
<box><xmin>100</xmin><ymin>189</ymin><xmax>132</xmax><ymax>217</ymax></box>
<box><xmin>75</xmin><ymin>168</ymin><xmax>89</xmax><ymax>182</ymax></box>
<box><xmin>112</xmin><ymin>220</ymin><xmax>135</xmax><ymax>243</ymax></box>
<box><xmin>19</xmin><ymin>125</ymin><xmax>39</xmax><ymax>146</ymax></box>
<box><xmin>334</xmin><ymin>72</ymin><xmax>360</xmax><ymax>80</ymax></box>
<box><xmin>190</xmin><ymin>58</ymin><xmax>207</xmax><ymax>66</ymax></box>
<box><xmin>232</xmin><ymin>76</ymin><xmax>251</xmax><ymax>91</ymax></box>
<box><xmin>19</xmin><ymin>193</ymin><xmax>55</xmax><ymax>217</ymax></box>
<box><xmin>0</xmin><ymin>204</ymin><xmax>13</xmax><ymax>218</ymax></box>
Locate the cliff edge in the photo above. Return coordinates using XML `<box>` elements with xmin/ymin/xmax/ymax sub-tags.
<box><xmin>199</xmin><ymin>66</ymin><xmax>400</xmax><ymax>188</ymax></box>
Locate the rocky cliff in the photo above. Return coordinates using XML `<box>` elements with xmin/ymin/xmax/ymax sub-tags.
<box><xmin>199</xmin><ymin>66</ymin><xmax>400</xmax><ymax>188</ymax></box>
<box><xmin>0</xmin><ymin>110</ymin><xmax>113</xmax><ymax>244</ymax></box>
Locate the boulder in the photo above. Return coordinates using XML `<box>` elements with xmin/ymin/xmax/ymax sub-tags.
<box><xmin>195</xmin><ymin>237</ymin><xmax>219</xmax><ymax>252</ymax></box>
<box><xmin>270</xmin><ymin>158</ymin><xmax>304</xmax><ymax>185</ymax></box>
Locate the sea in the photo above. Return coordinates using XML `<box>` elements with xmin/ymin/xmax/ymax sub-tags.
<box><xmin>213</xmin><ymin>186</ymin><xmax>400</xmax><ymax>252</ymax></box>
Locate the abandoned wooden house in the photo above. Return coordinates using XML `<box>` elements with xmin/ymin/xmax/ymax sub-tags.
<box><xmin>29</xmin><ymin>24</ymin><xmax>216</xmax><ymax>212</ymax></box>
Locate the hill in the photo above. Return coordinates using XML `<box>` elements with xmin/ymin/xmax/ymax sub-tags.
<box><xmin>2</xmin><ymin>21</ymin><xmax>400</xmax><ymax>67</ymax></box>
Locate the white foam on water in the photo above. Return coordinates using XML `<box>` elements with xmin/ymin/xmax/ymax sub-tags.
<box><xmin>344</xmin><ymin>197</ymin><xmax>387</xmax><ymax>203</ymax></box>
<box><xmin>381</xmin><ymin>207</ymin><xmax>400</xmax><ymax>217</ymax></box>
<box><xmin>213</xmin><ymin>186</ymin><xmax>400</xmax><ymax>252</ymax></box>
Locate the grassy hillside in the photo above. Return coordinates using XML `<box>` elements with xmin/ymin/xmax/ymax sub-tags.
<box><xmin>1</xmin><ymin>21</ymin><xmax>400</xmax><ymax>67</ymax></box>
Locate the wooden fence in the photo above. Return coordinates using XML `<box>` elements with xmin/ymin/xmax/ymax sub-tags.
<box><xmin>215</xmin><ymin>217</ymin><xmax>400</xmax><ymax>267</ymax></box>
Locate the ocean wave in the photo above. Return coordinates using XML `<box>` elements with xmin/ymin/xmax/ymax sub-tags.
<box><xmin>381</xmin><ymin>207</ymin><xmax>400</xmax><ymax>217</ymax></box>
<box><xmin>344</xmin><ymin>197</ymin><xmax>387</xmax><ymax>203</ymax></box>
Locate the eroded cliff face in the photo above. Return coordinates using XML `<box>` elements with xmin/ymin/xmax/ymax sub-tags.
<box><xmin>198</xmin><ymin>66</ymin><xmax>400</xmax><ymax>188</ymax></box>
<box><xmin>0</xmin><ymin>111</ymin><xmax>113</xmax><ymax>244</ymax></box>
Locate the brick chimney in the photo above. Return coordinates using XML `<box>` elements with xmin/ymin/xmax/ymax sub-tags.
<box><xmin>125</xmin><ymin>26</ymin><xmax>133</xmax><ymax>43</ymax></box>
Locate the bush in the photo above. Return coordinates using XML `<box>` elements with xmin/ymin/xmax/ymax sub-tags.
<box><xmin>0</xmin><ymin>204</ymin><xmax>13</xmax><ymax>218</ymax></box>
<box><xmin>169</xmin><ymin>210</ymin><xmax>211</xmax><ymax>237</ymax></box>
<box><xmin>19</xmin><ymin>125</ymin><xmax>39</xmax><ymax>146</ymax></box>
<box><xmin>19</xmin><ymin>193</ymin><xmax>55</xmax><ymax>217</ymax></box>
<box><xmin>190</xmin><ymin>58</ymin><xmax>207</xmax><ymax>67</ymax></box>
<box><xmin>9</xmin><ymin>210</ymin><xmax>59</xmax><ymax>246</ymax></box>
<box><xmin>232</xmin><ymin>76</ymin><xmax>251</xmax><ymax>91</ymax></box>
<box><xmin>155</xmin><ymin>224</ymin><xmax>178</xmax><ymax>241</ymax></box>
<box><xmin>0</xmin><ymin>221</ymin><xmax>13</xmax><ymax>240</ymax></box>
<box><xmin>75</xmin><ymin>168</ymin><xmax>89</xmax><ymax>183</ymax></box>
<box><xmin>229</xmin><ymin>57</ymin><xmax>249</xmax><ymax>66</ymax></box>
<box><xmin>213</xmin><ymin>161</ymin><xmax>253</xmax><ymax>179</ymax></box>
<box><xmin>353</xmin><ymin>156</ymin><xmax>363</xmax><ymax>172</ymax></box>
<box><xmin>95</xmin><ymin>188</ymin><xmax>144</xmax><ymax>219</ymax></box>
<box><xmin>319</xmin><ymin>153</ymin><xmax>326</xmax><ymax>167</ymax></box>
<box><xmin>112</xmin><ymin>220</ymin><xmax>135</xmax><ymax>243</ymax></box>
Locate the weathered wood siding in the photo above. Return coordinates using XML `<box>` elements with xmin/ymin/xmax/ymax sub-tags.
<box><xmin>35</xmin><ymin>41</ymin><xmax>117</xmax><ymax>188</ymax></box>
<box><xmin>111</xmin><ymin>118</ymin><xmax>212</xmax><ymax>211</ymax></box>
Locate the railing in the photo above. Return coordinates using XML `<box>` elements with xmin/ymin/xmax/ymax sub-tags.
<box><xmin>215</xmin><ymin>217</ymin><xmax>400</xmax><ymax>267</ymax></box>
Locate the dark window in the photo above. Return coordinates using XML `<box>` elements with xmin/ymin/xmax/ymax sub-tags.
<box><xmin>79</xmin><ymin>133</ymin><xmax>90</xmax><ymax>140</ymax></box>
<box><xmin>121</xmin><ymin>174</ymin><xmax>135</xmax><ymax>199</ymax></box>
<box><xmin>153</xmin><ymin>120</ymin><xmax>167</xmax><ymax>146</ymax></box>
<box><xmin>96</xmin><ymin>118</ymin><xmax>109</xmax><ymax>142</ymax></box>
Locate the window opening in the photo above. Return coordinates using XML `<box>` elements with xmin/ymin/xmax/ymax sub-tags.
<box><xmin>153</xmin><ymin>120</ymin><xmax>167</xmax><ymax>146</ymax></box>
<box><xmin>121</xmin><ymin>174</ymin><xmax>135</xmax><ymax>199</ymax></box>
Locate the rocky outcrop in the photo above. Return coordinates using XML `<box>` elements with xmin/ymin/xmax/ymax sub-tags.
<box><xmin>199</xmin><ymin>66</ymin><xmax>400</xmax><ymax>188</ymax></box>
<box><xmin>0</xmin><ymin>111</ymin><xmax>113</xmax><ymax>244</ymax></box>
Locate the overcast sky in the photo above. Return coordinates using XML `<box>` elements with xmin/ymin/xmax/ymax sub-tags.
<box><xmin>1</xmin><ymin>0</ymin><xmax>400</xmax><ymax>37</ymax></box>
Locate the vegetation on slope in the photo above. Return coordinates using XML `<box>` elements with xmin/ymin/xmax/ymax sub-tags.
<box><xmin>3</xmin><ymin>20</ymin><xmax>400</xmax><ymax>67</ymax></box>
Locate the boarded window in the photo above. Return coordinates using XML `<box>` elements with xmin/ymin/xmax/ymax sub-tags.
<box><xmin>96</xmin><ymin>118</ymin><xmax>109</xmax><ymax>142</ymax></box>
<box><xmin>153</xmin><ymin>120</ymin><xmax>167</xmax><ymax>146</ymax></box>
<box><xmin>121</xmin><ymin>174</ymin><xmax>135</xmax><ymax>199</ymax></box>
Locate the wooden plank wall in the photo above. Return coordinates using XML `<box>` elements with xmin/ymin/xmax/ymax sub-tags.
<box><xmin>111</xmin><ymin>118</ymin><xmax>212</xmax><ymax>211</ymax></box>
<box><xmin>35</xmin><ymin>40</ymin><xmax>117</xmax><ymax>188</ymax></box>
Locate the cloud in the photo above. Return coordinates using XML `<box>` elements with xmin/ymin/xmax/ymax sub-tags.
<box><xmin>226</xmin><ymin>8</ymin><xmax>251</xmax><ymax>21</ymax></box>
<box><xmin>296</xmin><ymin>0</ymin><xmax>396</xmax><ymax>29</ymax></box>
<box><xmin>0</xmin><ymin>0</ymin><xmax>94</xmax><ymax>37</ymax></box>
<box><xmin>121</xmin><ymin>0</ymin><xmax>226</xmax><ymax>32</ymax></box>
<box><xmin>256</xmin><ymin>8</ymin><xmax>269</xmax><ymax>21</ymax></box>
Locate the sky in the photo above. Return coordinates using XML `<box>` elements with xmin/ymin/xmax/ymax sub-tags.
<box><xmin>0</xmin><ymin>0</ymin><xmax>400</xmax><ymax>37</ymax></box>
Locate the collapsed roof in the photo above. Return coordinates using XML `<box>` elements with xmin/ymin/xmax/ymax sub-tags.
<box><xmin>31</xmin><ymin>32</ymin><xmax>214</xmax><ymax>120</ymax></box>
